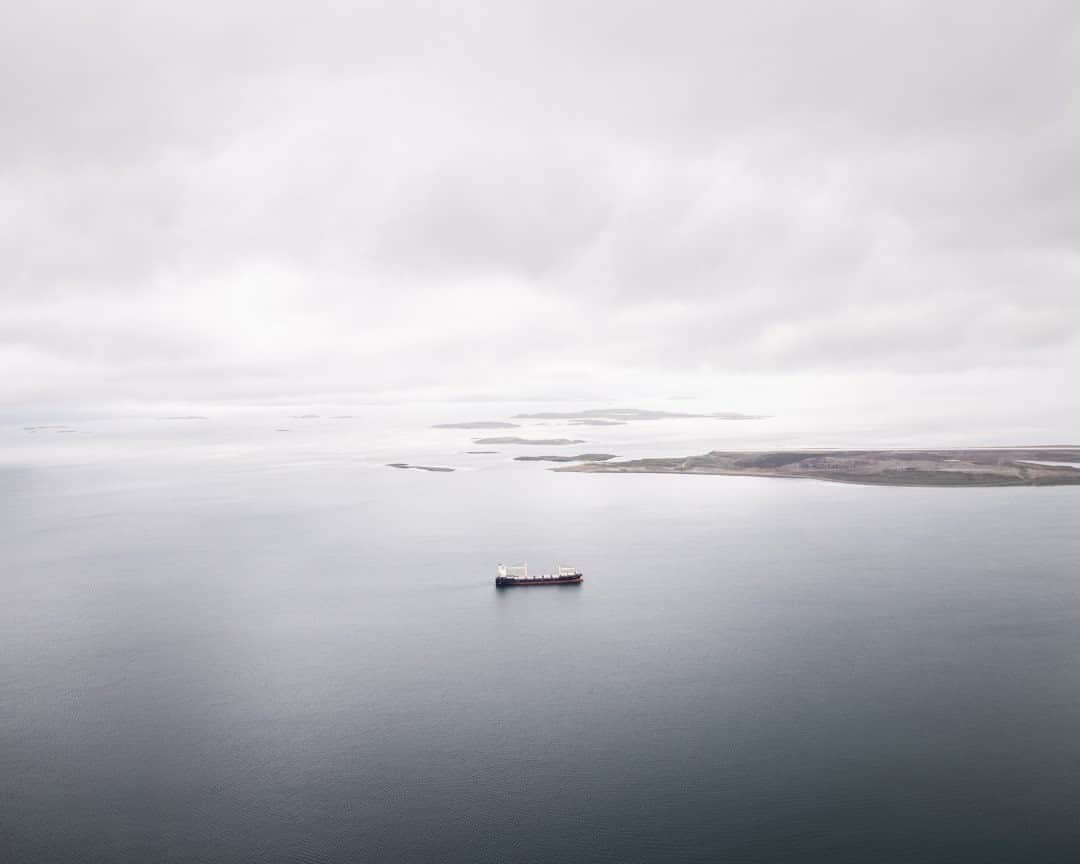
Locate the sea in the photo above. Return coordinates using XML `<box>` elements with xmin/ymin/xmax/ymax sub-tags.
<box><xmin>3</xmin><ymin>404</ymin><xmax>1080</xmax><ymax>863</ymax></box>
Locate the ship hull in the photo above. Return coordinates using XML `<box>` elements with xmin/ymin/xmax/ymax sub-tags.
<box><xmin>495</xmin><ymin>575</ymin><xmax>583</xmax><ymax>588</ymax></box>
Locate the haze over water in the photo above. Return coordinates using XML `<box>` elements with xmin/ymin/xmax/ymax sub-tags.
<box><xmin>3</xmin><ymin>406</ymin><xmax>1080</xmax><ymax>862</ymax></box>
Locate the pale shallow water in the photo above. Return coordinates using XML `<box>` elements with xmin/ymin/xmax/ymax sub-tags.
<box><xmin>3</xmin><ymin>409</ymin><xmax>1080</xmax><ymax>862</ymax></box>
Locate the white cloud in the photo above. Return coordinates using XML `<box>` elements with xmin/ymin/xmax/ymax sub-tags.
<box><xmin>2</xmin><ymin>0</ymin><xmax>1078</xmax><ymax>422</ymax></box>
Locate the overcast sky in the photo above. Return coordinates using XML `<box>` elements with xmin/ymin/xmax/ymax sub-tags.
<box><xmin>3</xmin><ymin>1</ymin><xmax>1079</xmax><ymax>422</ymax></box>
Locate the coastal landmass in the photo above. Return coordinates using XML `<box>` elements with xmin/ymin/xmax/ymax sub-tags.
<box><xmin>558</xmin><ymin>448</ymin><xmax>1080</xmax><ymax>487</ymax></box>
<box><xmin>514</xmin><ymin>453</ymin><xmax>617</xmax><ymax>463</ymax></box>
<box><xmin>474</xmin><ymin>436</ymin><xmax>586</xmax><ymax>445</ymax></box>
<box><xmin>466</xmin><ymin>450</ymin><xmax>499</xmax><ymax>454</ymax></box>
<box><xmin>433</xmin><ymin>421</ymin><xmax>520</xmax><ymax>429</ymax></box>
<box><xmin>568</xmin><ymin>419</ymin><xmax>627</xmax><ymax>426</ymax></box>
<box><xmin>387</xmin><ymin>462</ymin><xmax>455</xmax><ymax>472</ymax></box>
<box><xmin>513</xmin><ymin>407</ymin><xmax>764</xmax><ymax>422</ymax></box>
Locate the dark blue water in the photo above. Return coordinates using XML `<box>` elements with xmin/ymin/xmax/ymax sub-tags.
<box><xmin>4</xmin><ymin>440</ymin><xmax>1080</xmax><ymax>862</ymax></box>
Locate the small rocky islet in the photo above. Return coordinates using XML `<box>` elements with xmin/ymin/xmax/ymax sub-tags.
<box><xmin>432</xmin><ymin>421</ymin><xmax>520</xmax><ymax>429</ymax></box>
<box><xmin>514</xmin><ymin>453</ymin><xmax>617</xmax><ymax>463</ymax></box>
<box><xmin>473</xmin><ymin>436</ymin><xmax>587</xmax><ymax>446</ymax></box>
<box><xmin>512</xmin><ymin>408</ymin><xmax>765</xmax><ymax>422</ymax></box>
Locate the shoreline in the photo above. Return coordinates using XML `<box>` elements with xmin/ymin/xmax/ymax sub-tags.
<box><xmin>557</xmin><ymin>448</ymin><xmax>1080</xmax><ymax>488</ymax></box>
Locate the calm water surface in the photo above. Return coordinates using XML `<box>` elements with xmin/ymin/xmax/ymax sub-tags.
<box><xmin>3</xmin><ymin>415</ymin><xmax>1080</xmax><ymax>862</ymax></box>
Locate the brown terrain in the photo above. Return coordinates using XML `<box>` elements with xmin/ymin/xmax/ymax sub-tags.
<box><xmin>557</xmin><ymin>448</ymin><xmax>1080</xmax><ymax>487</ymax></box>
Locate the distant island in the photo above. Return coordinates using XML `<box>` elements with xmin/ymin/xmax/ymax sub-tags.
<box><xmin>433</xmin><ymin>421</ymin><xmax>520</xmax><ymax>429</ymax></box>
<box><xmin>513</xmin><ymin>407</ymin><xmax>765</xmax><ymax>422</ymax></box>
<box><xmin>160</xmin><ymin>415</ymin><xmax>208</xmax><ymax>420</ymax></box>
<box><xmin>514</xmin><ymin>453</ymin><xmax>617</xmax><ymax>463</ymax></box>
<box><xmin>474</xmin><ymin>436</ymin><xmax>586</xmax><ymax>445</ymax></box>
<box><xmin>558</xmin><ymin>448</ymin><xmax>1080</xmax><ymax>487</ymax></box>
<box><xmin>466</xmin><ymin>450</ymin><xmax>499</xmax><ymax>454</ymax></box>
<box><xmin>387</xmin><ymin>462</ymin><xmax>455</xmax><ymax>472</ymax></box>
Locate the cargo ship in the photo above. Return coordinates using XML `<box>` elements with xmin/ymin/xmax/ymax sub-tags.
<box><xmin>495</xmin><ymin>563</ymin><xmax>583</xmax><ymax>587</ymax></box>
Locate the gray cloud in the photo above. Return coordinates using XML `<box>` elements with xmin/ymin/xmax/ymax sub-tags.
<box><xmin>1</xmin><ymin>0</ymin><xmax>1078</xmax><ymax>418</ymax></box>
